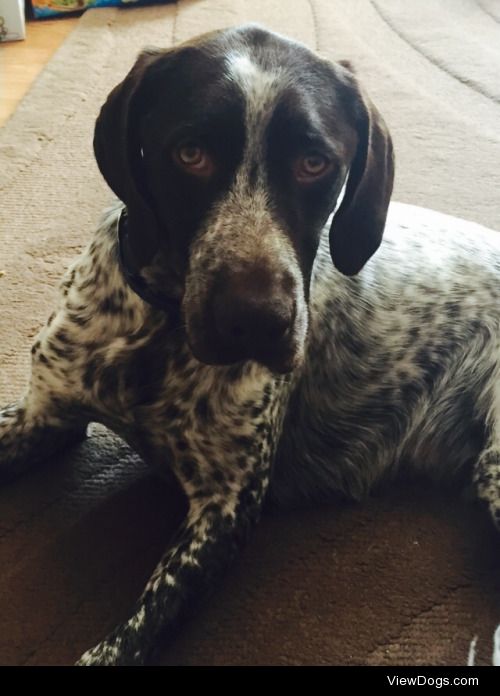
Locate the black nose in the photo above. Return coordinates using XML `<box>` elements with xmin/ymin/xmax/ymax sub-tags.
<box><xmin>212</xmin><ymin>277</ymin><xmax>295</xmax><ymax>358</ymax></box>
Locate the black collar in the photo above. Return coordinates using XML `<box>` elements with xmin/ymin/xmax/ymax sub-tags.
<box><xmin>117</xmin><ymin>208</ymin><xmax>180</xmax><ymax>313</ymax></box>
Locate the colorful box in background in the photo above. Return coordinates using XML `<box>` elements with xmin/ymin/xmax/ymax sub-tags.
<box><xmin>31</xmin><ymin>1</ymin><xmax>168</xmax><ymax>19</ymax></box>
<box><xmin>0</xmin><ymin>0</ymin><xmax>26</xmax><ymax>42</ymax></box>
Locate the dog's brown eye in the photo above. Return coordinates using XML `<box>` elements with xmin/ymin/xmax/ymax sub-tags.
<box><xmin>178</xmin><ymin>144</ymin><xmax>204</xmax><ymax>166</ymax></box>
<box><xmin>174</xmin><ymin>142</ymin><xmax>213</xmax><ymax>176</ymax></box>
<box><xmin>294</xmin><ymin>153</ymin><xmax>332</xmax><ymax>182</ymax></box>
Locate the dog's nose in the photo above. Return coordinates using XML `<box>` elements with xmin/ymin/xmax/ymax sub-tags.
<box><xmin>212</xmin><ymin>277</ymin><xmax>295</xmax><ymax>357</ymax></box>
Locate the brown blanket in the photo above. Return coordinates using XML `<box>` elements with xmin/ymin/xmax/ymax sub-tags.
<box><xmin>1</xmin><ymin>0</ymin><xmax>500</xmax><ymax>665</ymax></box>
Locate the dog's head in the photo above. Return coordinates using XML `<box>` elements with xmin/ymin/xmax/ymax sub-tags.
<box><xmin>94</xmin><ymin>25</ymin><xmax>394</xmax><ymax>373</ymax></box>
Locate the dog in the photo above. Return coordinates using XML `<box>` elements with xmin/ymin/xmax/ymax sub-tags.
<box><xmin>1</xmin><ymin>24</ymin><xmax>500</xmax><ymax>666</ymax></box>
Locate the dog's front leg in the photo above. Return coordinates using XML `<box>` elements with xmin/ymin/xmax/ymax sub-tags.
<box><xmin>0</xmin><ymin>304</ymin><xmax>91</xmax><ymax>483</ymax></box>
<box><xmin>76</xmin><ymin>465</ymin><xmax>269</xmax><ymax>666</ymax></box>
<box><xmin>474</xmin><ymin>444</ymin><xmax>500</xmax><ymax>531</ymax></box>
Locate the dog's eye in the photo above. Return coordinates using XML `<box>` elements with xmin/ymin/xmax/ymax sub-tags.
<box><xmin>174</xmin><ymin>142</ymin><xmax>213</xmax><ymax>176</ymax></box>
<box><xmin>294</xmin><ymin>153</ymin><xmax>332</xmax><ymax>182</ymax></box>
<box><xmin>178</xmin><ymin>144</ymin><xmax>204</xmax><ymax>166</ymax></box>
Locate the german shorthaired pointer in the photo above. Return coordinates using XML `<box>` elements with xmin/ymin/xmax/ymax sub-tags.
<box><xmin>1</xmin><ymin>25</ymin><xmax>500</xmax><ymax>666</ymax></box>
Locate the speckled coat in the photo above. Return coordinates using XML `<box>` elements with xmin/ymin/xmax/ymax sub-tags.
<box><xmin>1</xmin><ymin>25</ymin><xmax>500</xmax><ymax>665</ymax></box>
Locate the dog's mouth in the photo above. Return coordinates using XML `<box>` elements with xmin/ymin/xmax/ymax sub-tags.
<box><xmin>188</xmin><ymin>335</ymin><xmax>300</xmax><ymax>374</ymax></box>
<box><xmin>185</xmin><ymin>298</ymin><xmax>303</xmax><ymax>374</ymax></box>
<box><xmin>183</xmin><ymin>259</ymin><xmax>307</xmax><ymax>374</ymax></box>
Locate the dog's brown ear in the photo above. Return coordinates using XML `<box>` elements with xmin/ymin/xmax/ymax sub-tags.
<box><xmin>94</xmin><ymin>48</ymin><xmax>164</xmax><ymax>270</ymax></box>
<box><xmin>329</xmin><ymin>74</ymin><xmax>395</xmax><ymax>276</ymax></box>
<box><xmin>337</xmin><ymin>59</ymin><xmax>356</xmax><ymax>73</ymax></box>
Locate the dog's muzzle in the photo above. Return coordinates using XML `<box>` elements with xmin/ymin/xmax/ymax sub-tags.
<box><xmin>189</xmin><ymin>266</ymin><xmax>299</xmax><ymax>373</ymax></box>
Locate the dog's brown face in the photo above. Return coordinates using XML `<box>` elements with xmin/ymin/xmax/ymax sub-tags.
<box><xmin>94</xmin><ymin>25</ymin><xmax>394</xmax><ymax>373</ymax></box>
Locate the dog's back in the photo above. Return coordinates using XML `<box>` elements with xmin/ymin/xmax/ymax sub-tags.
<box><xmin>271</xmin><ymin>202</ymin><xmax>500</xmax><ymax>506</ymax></box>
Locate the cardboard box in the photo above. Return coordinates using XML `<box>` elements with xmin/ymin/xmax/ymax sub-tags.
<box><xmin>0</xmin><ymin>0</ymin><xmax>26</xmax><ymax>42</ymax></box>
<box><xmin>31</xmin><ymin>1</ymin><xmax>166</xmax><ymax>19</ymax></box>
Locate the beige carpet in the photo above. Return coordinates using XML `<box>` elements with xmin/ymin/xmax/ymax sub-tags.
<box><xmin>1</xmin><ymin>0</ymin><xmax>500</xmax><ymax>666</ymax></box>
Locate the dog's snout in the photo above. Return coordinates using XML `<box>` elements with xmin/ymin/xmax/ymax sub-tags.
<box><xmin>214</xmin><ymin>293</ymin><xmax>293</xmax><ymax>345</ymax></box>
<box><xmin>212</xmin><ymin>271</ymin><xmax>295</xmax><ymax>358</ymax></box>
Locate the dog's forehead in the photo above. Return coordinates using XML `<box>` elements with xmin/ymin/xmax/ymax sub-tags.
<box><xmin>223</xmin><ymin>50</ymin><xmax>290</xmax><ymax>125</ymax></box>
<box><xmin>172</xmin><ymin>26</ymin><xmax>332</xmax><ymax>111</ymax></box>
<box><xmin>211</xmin><ymin>26</ymin><xmax>327</xmax><ymax>100</ymax></box>
<box><xmin>139</xmin><ymin>26</ymin><xmax>357</xmax><ymax>167</ymax></box>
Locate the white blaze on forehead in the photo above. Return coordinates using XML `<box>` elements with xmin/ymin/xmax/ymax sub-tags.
<box><xmin>224</xmin><ymin>51</ymin><xmax>287</xmax><ymax>190</ymax></box>
<box><xmin>225</xmin><ymin>52</ymin><xmax>285</xmax><ymax>113</ymax></box>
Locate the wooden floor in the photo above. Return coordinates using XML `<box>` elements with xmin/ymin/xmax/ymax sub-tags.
<box><xmin>0</xmin><ymin>17</ymin><xmax>79</xmax><ymax>127</ymax></box>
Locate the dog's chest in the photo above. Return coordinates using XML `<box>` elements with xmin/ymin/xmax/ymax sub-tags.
<box><xmin>83</xmin><ymin>321</ymin><xmax>290</xmax><ymax>490</ymax></box>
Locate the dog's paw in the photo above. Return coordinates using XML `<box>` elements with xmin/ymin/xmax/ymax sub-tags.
<box><xmin>467</xmin><ymin>624</ymin><xmax>500</xmax><ymax>666</ymax></box>
<box><xmin>0</xmin><ymin>402</ymin><xmax>87</xmax><ymax>483</ymax></box>
<box><xmin>76</xmin><ymin>641</ymin><xmax>123</xmax><ymax>667</ymax></box>
<box><xmin>76</xmin><ymin>637</ymin><xmax>144</xmax><ymax>667</ymax></box>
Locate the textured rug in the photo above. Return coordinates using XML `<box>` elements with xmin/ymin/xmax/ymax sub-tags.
<box><xmin>1</xmin><ymin>0</ymin><xmax>500</xmax><ymax>666</ymax></box>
